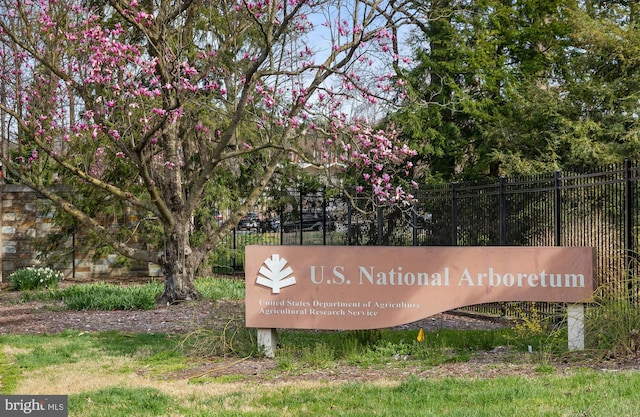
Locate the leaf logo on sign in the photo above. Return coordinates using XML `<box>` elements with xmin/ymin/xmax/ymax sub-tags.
<box><xmin>256</xmin><ymin>254</ymin><xmax>296</xmax><ymax>294</ymax></box>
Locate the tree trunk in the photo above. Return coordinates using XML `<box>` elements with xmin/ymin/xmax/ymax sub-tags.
<box><xmin>156</xmin><ymin>226</ymin><xmax>200</xmax><ymax>305</ymax></box>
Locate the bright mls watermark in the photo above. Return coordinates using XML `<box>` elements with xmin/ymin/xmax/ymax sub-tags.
<box><xmin>1</xmin><ymin>395</ymin><xmax>67</xmax><ymax>417</ymax></box>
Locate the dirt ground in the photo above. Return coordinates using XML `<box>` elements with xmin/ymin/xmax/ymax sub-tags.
<box><xmin>1</xmin><ymin>279</ymin><xmax>639</xmax><ymax>382</ymax></box>
<box><xmin>0</xmin><ymin>279</ymin><xmax>505</xmax><ymax>335</ymax></box>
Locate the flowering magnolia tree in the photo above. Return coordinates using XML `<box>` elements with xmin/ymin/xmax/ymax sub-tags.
<box><xmin>0</xmin><ymin>0</ymin><xmax>417</xmax><ymax>303</ymax></box>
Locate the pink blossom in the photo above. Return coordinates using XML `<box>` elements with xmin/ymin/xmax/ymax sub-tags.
<box><xmin>1</xmin><ymin>0</ymin><xmax>418</xmax><ymax>209</ymax></box>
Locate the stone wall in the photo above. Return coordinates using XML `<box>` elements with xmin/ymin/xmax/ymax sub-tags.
<box><xmin>0</xmin><ymin>184</ymin><xmax>161</xmax><ymax>282</ymax></box>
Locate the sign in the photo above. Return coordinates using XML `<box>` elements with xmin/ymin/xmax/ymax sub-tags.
<box><xmin>245</xmin><ymin>246</ymin><xmax>595</xmax><ymax>330</ymax></box>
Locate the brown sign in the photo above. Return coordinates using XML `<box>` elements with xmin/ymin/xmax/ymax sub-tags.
<box><xmin>245</xmin><ymin>246</ymin><xmax>595</xmax><ymax>330</ymax></box>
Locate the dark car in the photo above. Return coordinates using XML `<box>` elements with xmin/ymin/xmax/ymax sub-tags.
<box><xmin>282</xmin><ymin>212</ymin><xmax>334</xmax><ymax>232</ymax></box>
<box><xmin>261</xmin><ymin>216</ymin><xmax>280</xmax><ymax>232</ymax></box>
<box><xmin>237</xmin><ymin>212</ymin><xmax>259</xmax><ymax>231</ymax></box>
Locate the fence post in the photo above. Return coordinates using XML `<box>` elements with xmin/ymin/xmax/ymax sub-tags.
<box><xmin>299</xmin><ymin>189</ymin><xmax>304</xmax><ymax>245</ymax></box>
<box><xmin>451</xmin><ymin>182</ymin><xmax>458</xmax><ymax>246</ymax></box>
<box><xmin>322</xmin><ymin>186</ymin><xmax>327</xmax><ymax>245</ymax></box>
<box><xmin>412</xmin><ymin>202</ymin><xmax>418</xmax><ymax>246</ymax></box>
<box><xmin>279</xmin><ymin>204</ymin><xmax>284</xmax><ymax>245</ymax></box>
<box><xmin>347</xmin><ymin>195</ymin><xmax>353</xmax><ymax>245</ymax></box>
<box><xmin>232</xmin><ymin>228</ymin><xmax>238</xmax><ymax>270</ymax></box>
<box><xmin>499</xmin><ymin>176</ymin><xmax>507</xmax><ymax>245</ymax></box>
<box><xmin>377</xmin><ymin>205</ymin><xmax>383</xmax><ymax>246</ymax></box>
<box><xmin>624</xmin><ymin>159</ymin><xmax>636</xmax><ymax>304</ymax></box>
<box><xmin>554</xmin><ymin>171</ymin><xmax>562</xmax><ymax>246</ymax></box>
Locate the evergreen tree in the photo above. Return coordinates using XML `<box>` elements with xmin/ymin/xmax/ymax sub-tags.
<box><xmin>393</xmin><ymin>0</ymin><xmax>640</xmax><ymax>180</ymax></box>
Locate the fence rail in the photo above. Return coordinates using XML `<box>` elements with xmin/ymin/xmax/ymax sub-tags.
<box><xmin>218</xmin><ymin>160</ymin><xmax>640</xmax><ymax>317</ymax></box>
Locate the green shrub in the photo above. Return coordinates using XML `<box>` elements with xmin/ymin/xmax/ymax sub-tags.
<box><xmin>581</xmin><ymin>279</ymin><xmax>640</xmax><ymax>355</ymax></box>
<box><xmin>8</xmin><ymin>266</ymin><xmax>63</xmax><ymax>291</ymax></box>
<box><xmin>61</xmin><ymin>282</ymin><xmax>160</xmax><ymax>310</ymax></box>
<box><xmin>195</xmin><ymin>277</ymin><xmax>244</xmax><ymax>300</ymax></box>
<box><xmin>180</xmin><ymin>301</ymin><xmax>257</xmax><ymax>358</ymax></box>
<box><xmin>586</xmin><ymin>298</ymin><xmax>640</xmax><ymax>355</ymax></box>
<box><xmin>17</xmin><ymin>277</ymin><xmax>242</xmax><ymax>310</ymax></box>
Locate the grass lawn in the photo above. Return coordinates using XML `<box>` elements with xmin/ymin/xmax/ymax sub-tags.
<box><xmin>2</xmin><ymin>277</ymin><xmax>640</xmax><ymax>416</ymax></box>
<box><xmin>2</xmin><ymin>329</ymin><xmax>640</xmax><ymax>416</ymax></box>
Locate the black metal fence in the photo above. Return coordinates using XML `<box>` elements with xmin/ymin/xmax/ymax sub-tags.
<box><xmin>217</xmin><ymin>160</ymin><xmax>640</xmax><ymax>313</ymax></box>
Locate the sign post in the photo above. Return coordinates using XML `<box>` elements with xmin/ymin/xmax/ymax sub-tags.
<box><xmin>245</xmin><ymin>246</ymin><xmax>595</xmax><ymax>357</ymax></box>
<box><xmin>567</xmin><ymin>304</ymin><xmax>585</xmax><ymax>350</ymax></box>
<box><xmin>257</xmin><ymin>328</ymin><xmax>277</xmax><ymax>358</ymax></box>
